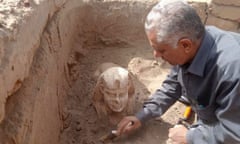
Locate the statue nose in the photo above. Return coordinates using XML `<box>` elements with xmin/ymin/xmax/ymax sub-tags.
<box><xmin>115</xmin><ymin>93</ymin><xmax>120</xmax><ymax>102</ymax></box>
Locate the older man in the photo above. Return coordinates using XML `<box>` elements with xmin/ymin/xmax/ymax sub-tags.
<box><xmin>116</xmin><ymin>0</ymin><xmax>240</xmax><ymax>144</ymax></box>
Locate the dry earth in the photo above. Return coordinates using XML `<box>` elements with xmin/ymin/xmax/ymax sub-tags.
<box><xmin>58</xmin><ymin>40</ymin><xmax>187</xmax><ymax>144</ymax></box>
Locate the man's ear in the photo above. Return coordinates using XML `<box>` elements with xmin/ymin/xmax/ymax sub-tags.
<box><xmin>178</xmin><ymin>38</ymin><xmax>192</xmax><ymax>53</ymax></box>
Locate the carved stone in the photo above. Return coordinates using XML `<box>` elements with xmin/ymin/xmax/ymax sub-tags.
<box><xmin>92</xmin><ymin>63</ymin><xmax>135</xmax><ymax>124</ymax></box>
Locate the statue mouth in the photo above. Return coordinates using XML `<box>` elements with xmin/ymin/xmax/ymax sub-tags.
<box><xmin>109</xmin><ymin>103</ymin><xmax>125</xmax><ymax>112</ymax></box>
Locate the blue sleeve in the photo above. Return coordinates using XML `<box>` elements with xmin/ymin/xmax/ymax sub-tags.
<box><xmin>135</xmin><ymin>66</ymin><xmax>182</xmax><ymax>123</ymax></box>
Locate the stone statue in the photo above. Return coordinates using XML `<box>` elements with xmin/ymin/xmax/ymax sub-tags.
<box><xmin>92</xmin><ymin>63</ymin><xmax>135</xmax><ymax>125</ymax></box>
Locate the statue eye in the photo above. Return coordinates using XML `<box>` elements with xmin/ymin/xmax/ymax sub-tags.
<box><xmin>104</xmin><ymin>91</ymin><xmax>115</xmax><ymax>97</ymax></box>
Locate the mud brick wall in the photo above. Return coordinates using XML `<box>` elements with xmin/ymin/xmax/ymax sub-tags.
<box><xmin>207</xmin><ymin>0</ymin><xmax>240</xmax><ymax>32</ymax></box>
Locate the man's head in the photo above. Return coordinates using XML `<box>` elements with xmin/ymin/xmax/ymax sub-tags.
<box><xmin>145</xmin><ymin>0</ymin><xmax>205</xmax><ymax>65</ymax></box>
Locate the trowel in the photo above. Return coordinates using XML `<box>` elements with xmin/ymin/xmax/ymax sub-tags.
<box><xmin>99</xmin><ymin>130</ymin><xmax>118</xmax><ymax>143</ymax></box>
<box><xmin>99</xmin><ymin>121</ymin><xmax>133</xmax><ymax>143</ymax></box>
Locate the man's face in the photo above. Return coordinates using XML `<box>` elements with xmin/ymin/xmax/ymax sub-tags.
<box><xmin>147</xmin><ymin>33</ymin><xmax>190</xmax><ymax>65</ymax></box>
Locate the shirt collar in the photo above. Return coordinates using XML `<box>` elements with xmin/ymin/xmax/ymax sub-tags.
<box><xmin>185</xmin><ymin>30</ymin><xmax>214</xmax><ymax>77</ymax></box>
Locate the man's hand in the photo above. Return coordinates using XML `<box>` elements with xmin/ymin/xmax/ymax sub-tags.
<box><xmin>116</xmin><ymin>116</ymin><xmax>142</xmax><ymax>136</ymax></box>
<box><xmin>168</xmin><ymin>124</ymin><xmax>188</xmax><ymax>144</ymax></box>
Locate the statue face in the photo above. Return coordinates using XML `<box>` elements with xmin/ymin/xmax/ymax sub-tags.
<box><xmin>101</xmin><ymin>67</ymin><xmax>129</xmax><ymax>112</ymax></box>
<box><xmin>102</xmin><ymin>87</ymin><xmax>128</xmax><ymax>112</ymax></box>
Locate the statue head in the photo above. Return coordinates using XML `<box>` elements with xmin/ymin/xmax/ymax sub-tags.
<box><xmin>100</xmin><ymin>67</ymin><xmax>129</xmax><ymax>112</ymax></box>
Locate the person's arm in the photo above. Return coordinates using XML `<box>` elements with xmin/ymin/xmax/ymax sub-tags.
<box><xmin>117</xmin><ymin>66</ymin><xmax>182</xmax><ymax>136</ymax></box>
<box><xmin>136</xmin><ymin>66</ymin><xmax>182</xmax><ymax>123</ymax></box>
<box><xmin>187</xmin><ymin>63</ymin><xmax>240</xmax><ymax>144</ymax></box>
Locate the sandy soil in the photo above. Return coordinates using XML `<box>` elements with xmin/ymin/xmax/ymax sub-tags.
<box><xmin>59</xmin><ymin>40</ymin><xmax>187</xmax><ymax>144</ymax></box>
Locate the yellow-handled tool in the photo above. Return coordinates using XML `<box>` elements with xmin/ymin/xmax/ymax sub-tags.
<box><xmin>177</xmin><ymin>106</ymin><xmax>192</xmax><ymax>129</ymax></box>
<box><xmin>183</xmin><ymin>106</ymin><xmax>192</xmax><ymax>120</ymax></box>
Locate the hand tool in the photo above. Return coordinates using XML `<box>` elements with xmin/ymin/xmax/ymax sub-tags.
<box><xmin>177</xmin><ymin>106</ymin><xmax>192</xmax><ymax>129</ymax></box>
<box><xmin>99</xmin><ymin>121</ymin><xmax>133</xmax><ymax>143</ymax></box>
<box><xmin>99</xmin><ymin>130</ymin><xmax>118</xmax><ymax>143</ymax></box>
